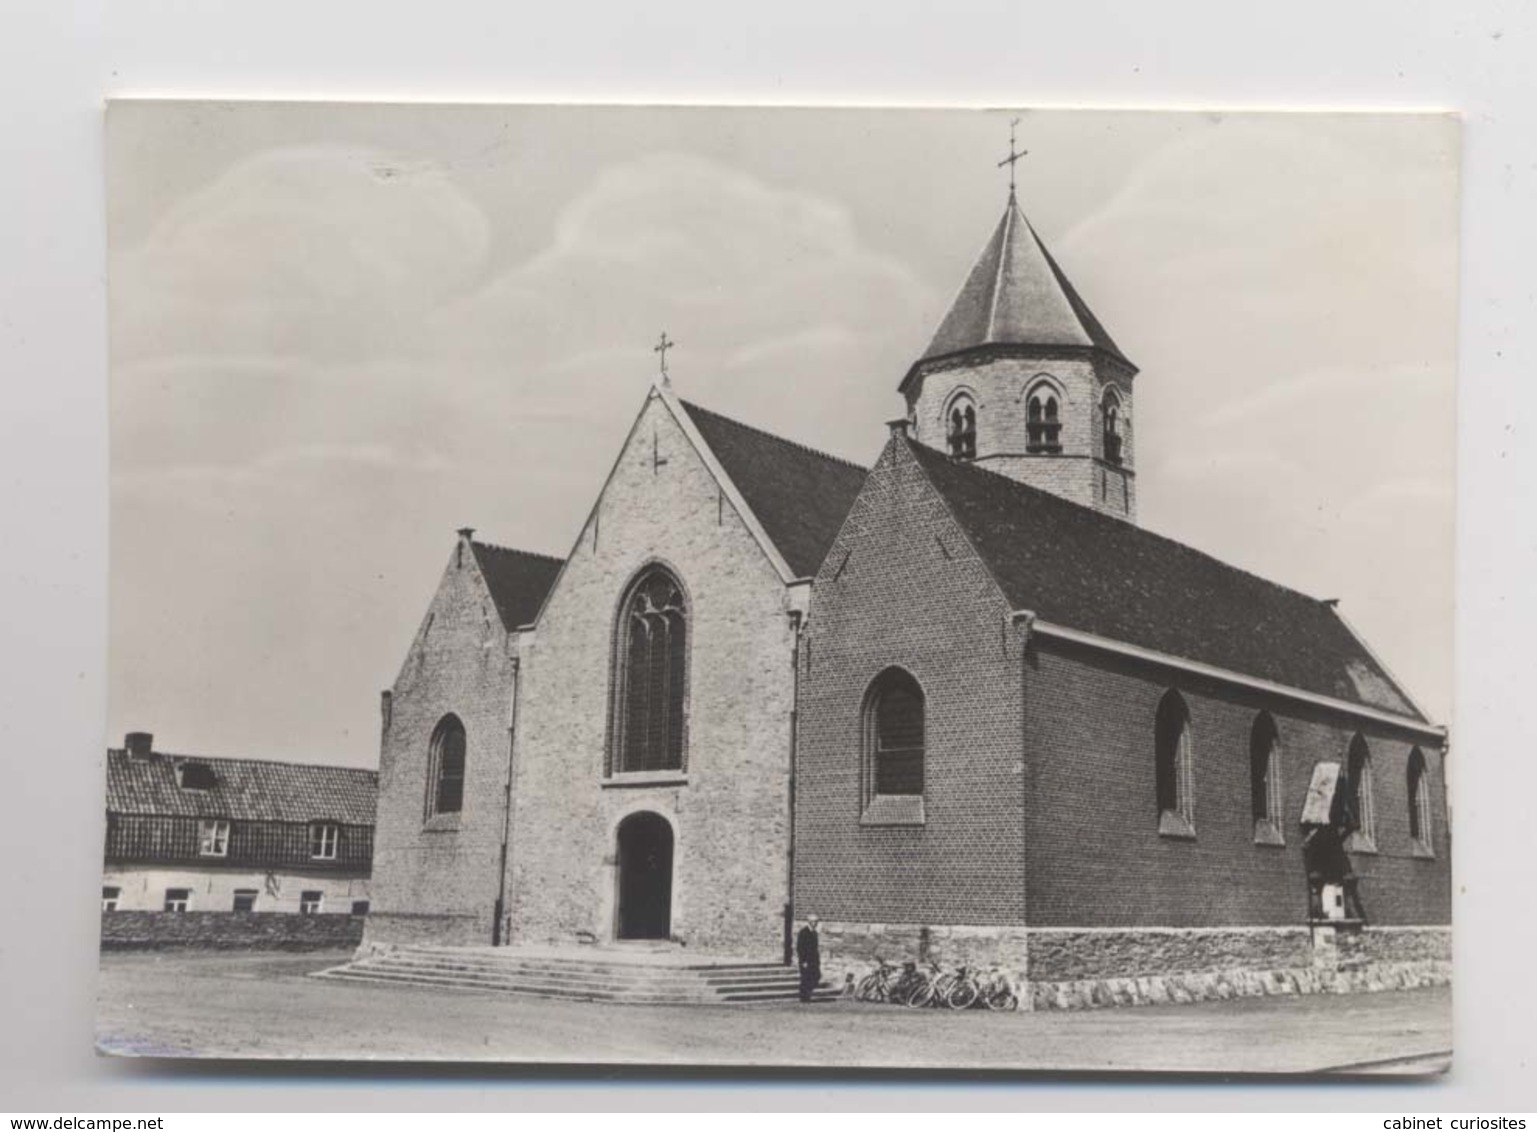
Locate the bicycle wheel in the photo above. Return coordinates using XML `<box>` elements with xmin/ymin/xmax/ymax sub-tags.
<box><xmin>905</xmin><ymin>978</ymin><xmax>936</xmax><ymax>1008</ymax></box>
<box><xmin>946</xmin><ymin>980</ymin><xmax>980</xmax><ymax>1010</ymax></box>
<box><xmin>855</xmin><ymin>973</ymin><xmax>883</xmax><ymax>1002</ymax></box>
<box><xmin>984</xmin><ymin>987</ymin><xmax>1018</xmax><ymax>1011</ymax></box>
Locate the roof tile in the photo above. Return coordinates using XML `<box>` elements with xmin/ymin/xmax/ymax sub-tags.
<box><xmin>906</xmin><ymin>440</ymin><xmax>1421</xmax><ymax>720</ymax></box>
<box><xmin>105</xmin><ymin>748</ymin><xmax>377</xmax><ymax>824</ymax></box>
<box><xmin>681</xmin><ymin>400</ymin><xmax>868</xmax><ymax>578</ymax></box>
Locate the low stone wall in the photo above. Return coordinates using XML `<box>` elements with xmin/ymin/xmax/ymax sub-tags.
<box><xmin>822</xmin><ymin>921</ymin><xmax>1451</xmax><ymax>1011</ymax></box>
<box><xmin>360</xmin><ymin>910</ymin><xmax>487</xmax><ymax>950</ymax></box>
<box><xmin>101</xmin><ymin>911</ymin><xmax>365</xmax><ymax>951</ymax></box>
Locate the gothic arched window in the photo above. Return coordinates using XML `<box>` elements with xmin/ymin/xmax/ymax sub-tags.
<box><xmin>1250</xmin><ymin>711</ymin><xmax>1284</xmax><ymax>844</ymax></box>
<box><xmin>1101</xmin><ymin>388</ymin><xmax>1124</xmax><ymax>465</ymax></box>
<box><xmin>427</xmin><ymin>714</ymin><xmax>466</xmax><ymax>817</ymax></box>
<box><xmin>1027</xmin><ymin>387</ymin><xmax>1062</xmax><ymax>454</ymax></box>
<box><xmin>865</xmin><ymin>667</ymin><xmax>925</xmax><ymax>799</ymax></box>
<box><xmin>946</xmin><ymin>395</ymin><xmax>977</xmax><ymax>460</ymax></box>
<box><xmin>1345</xmin><ymin>733</ymin><xmax>1377</xmax><ymax>850</ymax></box>
<box><xmin>610</xmin><ymin>566</ymin><xmax>689</xmax><ymax>774</ymax></box>
<box><xmin>1407</xmin><ymin>747</ymin><xmax>1433</xmax><ymax>854</ymax></box>
<box><xmin>1155</xmin><ymin>690</ymin><xmax>1195</xmax><ymax>837</ymax></box>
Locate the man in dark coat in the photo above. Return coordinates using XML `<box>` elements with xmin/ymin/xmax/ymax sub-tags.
<box><xmin>796</xmin><ymin>915</ymin><xmax>822</xmax><ymax>1002</ymax></box>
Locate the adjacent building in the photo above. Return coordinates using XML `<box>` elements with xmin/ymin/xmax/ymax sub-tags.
<box><xmin>103</xmin><ymin>731</ymin><xmax>377</xmax><ymax>918</ymax></box>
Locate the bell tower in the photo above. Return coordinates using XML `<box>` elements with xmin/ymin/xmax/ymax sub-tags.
<box><xmin>900</xmin><ymin>159</ymin><xmax>1141</xmax><ymax>521</ymax></box>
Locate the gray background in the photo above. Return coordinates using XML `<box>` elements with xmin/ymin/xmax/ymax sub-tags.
<box><xmin>1</xmin><ymin>0</ymin><xmax>1532</xmax><ymax>1111</ymax></box>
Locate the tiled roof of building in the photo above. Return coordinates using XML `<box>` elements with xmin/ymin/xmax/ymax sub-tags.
<box><xmin>681</xmin><ymin>400</ymin><xmax>870</xmax><ymax>579</ymax></box>
<box><xmin>906</xmin><ymin>440</ymin><xmax>1421</xmax><ymax>720</ymax></box>
<box><xmin>907</xmin><ymin>198</ymin><xmax>1132</xmax><ymax>386</ymax></box>
<box><xmin>470</xmin><ymin>541</ymin><xmax>564</xmax><ymax>630</ymax></box>
<box><xmin>105</xmin><ymin>747</ymin><xmax>377</xmax><ymax>824</ymax></box>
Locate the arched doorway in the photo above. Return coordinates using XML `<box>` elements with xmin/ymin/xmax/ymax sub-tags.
<box><xmin>616</xmin><ymin>811</ymin><xmax>673</xmax><ymax>940</ymax></box>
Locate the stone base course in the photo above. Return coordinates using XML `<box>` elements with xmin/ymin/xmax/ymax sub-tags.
<box><xmin>820</xmin><ymin>921</ymin><xmax>1450</xmax><ymax>1011</ymax></box>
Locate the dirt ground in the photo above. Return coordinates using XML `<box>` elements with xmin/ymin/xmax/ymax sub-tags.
<box><xmin>94</xmin><ymin>950</ymin><xmax>1452</xmax><ymax>1075</ymax></box>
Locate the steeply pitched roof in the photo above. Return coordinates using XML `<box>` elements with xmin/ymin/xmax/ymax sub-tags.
<box><xmin>911</xmin><ymin>197</ymin><xmax>1132</xmax><ymax>377</ymax></box>
<box><xmin>470</xmin><ymin>541</ymin><xmax>564</xmax><ymax>630</ymax></box>
<box><xmin>680</xmin><ymin>400</ymin><xmax>869</xmax><ymax>578</ymax></box>
<box><xmin>105</xmin><ymin>747</ymin><xmax>377</xmax><ymax>824</ymax></box>
<box><xmin>905</xmin><ymin>441</ymin><xmax>1421</xmax><ymax>721</ymax></box>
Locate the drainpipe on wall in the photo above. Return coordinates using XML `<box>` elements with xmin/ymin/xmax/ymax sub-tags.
<box><xmin>493</xmin><ymin>654</ymin><xmax>521</xmax><ymax>947</ymax></box>
<box><xmin>1012</xmin><ymin>609</ymin><xmax>1036</xmax><ymax>1010</ymax></box>
<box><xmin>784</xmin><ymin>607</ymin><xmax>805</xmax><ymax>967</ymax></box>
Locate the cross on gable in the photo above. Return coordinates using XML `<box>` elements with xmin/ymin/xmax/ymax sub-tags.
<box><xmin>997</xmin><ymin>117</ymin><xmax>1027</xmax><ymax>198</ymax></box>
<box><xmin>653</xmin><ymin>331</ymin><xmax>676</xmax><ymax>381</ymax></box>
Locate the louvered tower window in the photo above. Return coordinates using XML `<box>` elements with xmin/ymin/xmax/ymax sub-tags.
<box><xmin>1027</xmin><ymin>392</ymin><xmax>1062</xmax><ymax>453</ymax></box>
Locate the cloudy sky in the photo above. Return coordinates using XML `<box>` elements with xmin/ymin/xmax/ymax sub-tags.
<box><xmin>106</xmin><ymin>104</ymin><xmax>1458</xmax><ymax>767</ymax></box>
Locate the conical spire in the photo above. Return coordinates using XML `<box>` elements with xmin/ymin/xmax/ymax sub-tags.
<box><xmin>906</xmin><ymin>197</ymin><xmax>1133</xmax><ymax>385</ymax></box>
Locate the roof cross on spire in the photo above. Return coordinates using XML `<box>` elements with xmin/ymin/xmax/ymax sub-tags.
<box><xmin>997</xmin><ymin>117</ymin><xmax>1027</xmax><ymax>200</ymax></box>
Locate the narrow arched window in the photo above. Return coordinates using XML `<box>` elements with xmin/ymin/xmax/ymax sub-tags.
<box><xmin>1155</xmin><ymin>690</ymin><xmax>1195</xmax><ymax>837</ymax></box>
<box><xmin>611</xmin><ymin>566</ymin><xmax>688</xmax><ymax>774</ymax></box>
<box><xmin>1345</xmin><ymin>733</ymin><xmax>1377</xmax><ymax>849</ymax></box>
<box><xmin>1027</xmin><ymin>389</ymin><xmax>1062</xmax><ymax>454</ymax></box>
<box><xmin>1250</xmin><ymin>712</ymin><xmax>1283</xmax><ymax>845</ymax></box>
<box><xmin>1407</xmin><ymin>747</ymin><xmax>1433</xmax><ymax>853</ymax></box>
<box><xmin>427</xmin><ymin>714</ymin><xmax>466</xmax><ymax>817</ymax></box>
<box><xmin>946</xmin><ymin>396</ymin><xmax>977</xmax><ymax>460</ymax></box>
<box><xmin>865</xmin><ymin>667</ymin><xmax>925</xmax><ymax>799</ymax></box>
<box><xmin>1102</xmin><ymin>389</ymin><xmax>1124</xmax><ymax>465</ymax></box>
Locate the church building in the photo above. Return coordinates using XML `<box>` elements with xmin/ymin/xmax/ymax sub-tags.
<box><xmin>363</xmin><ymin>182</ymin><xmax>1451</xmax><ymax>1009</ymax></box>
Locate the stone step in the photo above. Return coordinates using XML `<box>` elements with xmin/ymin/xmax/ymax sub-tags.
<box><xmin>315</xmin><ymin>947</ymin><xmax>835</xmax><ymax>1006</ymax></box>
<box><xmin>354</xmin><ymin>960</ymin><xmax>714</xmax><ymax>994</ymax></box>
<box><xmin>390</xmin><ymin>953</ymin><xmax>786</xmax><ymax>978</ymax></box>
<box><xmin>317</xmin><ymin>967</ymin><xmax>717</xmax><ymax>1003</ymax></box>
<box><xmin>394</xmin><ymin>950</ymin><xmax>790</xmax><ymax>975</ymax></box>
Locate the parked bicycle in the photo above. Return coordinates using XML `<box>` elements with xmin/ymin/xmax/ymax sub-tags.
<box><xmin>854</xmin><ymin>957</ymin><xmax>899</xmax><ymax>1003</ymax></box>
<box><xmin>978</xmin><ymin>966</ymin><xmax>1019</xmax><ymax>1011</ymax></box>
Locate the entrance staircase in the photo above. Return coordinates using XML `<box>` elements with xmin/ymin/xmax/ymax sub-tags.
<box><xmin>312</xmin><ymin>944</ymin><xmax>841</xmax><ymax>1005</ymax></box>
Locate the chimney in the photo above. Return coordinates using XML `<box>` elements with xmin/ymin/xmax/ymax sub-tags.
<box><xmin>124</xmin><ymin>731</ymin><xmax>153</xmax><ymax>759</ymax></box>
<box><xmin>456</xmin><ymin>527</ymin><xmax>475</xmax><ymax>568</ymax></box>
<box><xmin>887</xmin><ymin>417</ymin><xmax>913</xmax><ymax>440</ymax></box>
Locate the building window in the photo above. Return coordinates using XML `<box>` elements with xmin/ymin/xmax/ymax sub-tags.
<box><xmin>859</xmin><ymin>668</ymin><xmax>926</xmax><ymax>825</ymax></box>
<box><xmin>1102</xmin><ymin>388</ymin><xmax>1124</xmax><ymax>465</ymax></box>
<box><xmin>1027</xmin><ymin>389</ymin><xmax>1062</xmax><ymax>454</ymax></box>
<box><xmin>1155</xmin><ymin>690</ymin><xmax>1195</xmax><ymax>837</ymax></box>
<box><xmin>351</xmin><ymin>900</ymin><xmax>371</xmax><ymax>916</ymax></box>
<box><xmin>1407</xmin><ymin>747</ymin><xmax>1434</xmax><ymax>855</ymax></box>
<box><xmin>101</xmin><ymin>886</ymin><xmax>120</xmax><ymax>912</ymax></box>
<box><xmin>427</xmin><ymin>714</ymin><xmax>467</xmax><ymax>817</ymax></box>
<box><xmin>1345</xmin><ymin>733</ymin><xmax>1377</xmax><ymax>851</ymax></box>
<box><xmin>299</xmin><ymin>890</ymin><xmax>323</xmax><ymax>915</ymax></box>
<box><xmin>309</xmin><ymin>822</ymin><xmax>340</xmax><ymax>860</ymax></box>
<box><xmin>946</xmin><ymin>395</ymin><xmax>977</xmax><ymax>460</ymax></box>
<box><xmin>1250</xmin><ymin>712</ymin><xmax>1284</xmax><ymax>845</ymax></box>
<box><xmin>197</xmin><ymin>818</ymin><xmax>231</xmax><ymax>857</ymax></box>
<box><xmin>163</xmin><ymin>888</ymin><xmax>191</xmax><ymax>913</ymax></box>
<box><xmin>610</xmin><ymin>566</ymin><xmax>689</xmax><ymax>775</ymax></box>
<box><xmin>232</xmin><ymin>889</ymin><xmax>258</xmax><ymax>913</ymax></box>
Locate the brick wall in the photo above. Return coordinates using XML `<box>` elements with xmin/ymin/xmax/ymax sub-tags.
<box><xmin>365</xmin><ymin>537</ymin><xmax>517</xmax><ymax>947</ymax></box>
<box><xmin>504</xmin><ymin>393</ymin><xmax>795</xmax><ymax>957</ymax></box>
<box><xmin>101</xmin><ymin>911</ymin><xmax>364</xmax><ymax>951</ymax></box>
<box><xmin>907</xmin><ymin>352</ymin><xmax>1136</xmax><ymax>519</ymax></box>
<box><xmin>1022</xmin><ymin>638</ymin><xmax>1452</xmax><ymax>928</ymax></box>
<box><xmin>795</xmin><ymin>437</ymin><xmax>1028</xmax><ymax>926</ymax></box>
